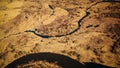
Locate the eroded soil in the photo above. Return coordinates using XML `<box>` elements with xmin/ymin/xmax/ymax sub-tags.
<box><xmin>0</xmin><ymin>0</ymin><xmax>120</xmax><ymax>68</ymax></box>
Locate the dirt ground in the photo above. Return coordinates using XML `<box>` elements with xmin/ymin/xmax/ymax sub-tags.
<box><xmin>0</xmin><ymin>0</ymin><xmax>120</xmax><ymax>68</ymax></box>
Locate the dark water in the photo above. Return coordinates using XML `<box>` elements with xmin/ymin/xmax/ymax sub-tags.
<box><xmin>5</xmin><ymin>52</ymin><xmax>112</xmax><ymax>68</ymax></box>
<box><xmin>25</xmin><ymin>30</ymin><xmax>52</xmax><ymax>38</ymax></box>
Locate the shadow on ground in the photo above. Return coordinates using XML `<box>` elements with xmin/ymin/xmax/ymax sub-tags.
<box><xmin>5</xmin><ymin>52</ymin><xmax>113</xmax><ymax>68</ymax></box>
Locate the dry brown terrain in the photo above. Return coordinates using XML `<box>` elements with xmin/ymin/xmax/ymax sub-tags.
<box><xmin>0</xmin><ymin>0</ymin><xmax>120</xmax><ymax>68</ymax></box>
